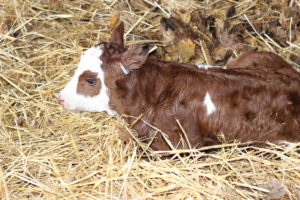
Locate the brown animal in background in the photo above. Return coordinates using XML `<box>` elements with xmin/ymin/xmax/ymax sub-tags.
<box><xmin>59</xmin><ymin>23</ymin><xmax>300</xmax><ymax>151</ymax></box>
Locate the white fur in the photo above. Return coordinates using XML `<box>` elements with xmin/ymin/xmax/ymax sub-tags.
<box><xmin>203</xmin><ymin>92</ymin><xmax>216</xmax><ymax>115</ymax></box>
<box><xmin>196</xmin><ymin>64</ymin><xmax>227</xmax><ymax>70</ymax></box>
<box><xmin>59</xmin><ymin>45</ymin><xmax>117</xmax><ymax>115</ymax></box>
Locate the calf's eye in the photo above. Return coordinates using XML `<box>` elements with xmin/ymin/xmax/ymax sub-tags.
<box><xmin>87</xmin><ymin>79</ymin><xmax>95</xmax><ymax>86</ymax></box>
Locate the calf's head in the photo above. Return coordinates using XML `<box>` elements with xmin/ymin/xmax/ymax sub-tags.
<box><xmin>58</xmin><ymin>23</ymin><xmax>149</xmax><ymax>114</ymax></box>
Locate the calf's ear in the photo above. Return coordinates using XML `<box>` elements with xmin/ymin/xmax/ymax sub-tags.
<box><xmin>110</xmin><ymin>22</ymin><xmax>124</xmax><ymax>46</ymax></box>
<box><xmin>121</xmin><ymin>44</ymin><xmax>150</xmax><ymax>70</ymax></box>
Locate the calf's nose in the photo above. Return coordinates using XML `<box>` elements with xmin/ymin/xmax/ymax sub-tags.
<box><xmin>58</xmin><ymin>96</ymin><xmax>64</xmax><ymax>105</ymax></box>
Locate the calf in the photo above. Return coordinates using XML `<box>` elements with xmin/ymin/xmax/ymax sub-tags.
<box><xmin>59</xmin><ymin>23</ymin><xmax>300</xmax><ymax>150</ymax></box>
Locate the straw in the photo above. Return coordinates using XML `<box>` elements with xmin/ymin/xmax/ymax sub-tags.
<box><xmin>1</xmin><ymin>0</ymin><xmax>299</xmax><ymax>199</ymax></box>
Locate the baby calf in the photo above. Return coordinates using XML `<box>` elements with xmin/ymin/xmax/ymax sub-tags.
<box><xmin>59</xmin><ymin>23</ymin><xmax>300</xmax><ymax>150</ymax></box>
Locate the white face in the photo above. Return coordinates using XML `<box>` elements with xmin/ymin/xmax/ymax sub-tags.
<box><xmin>59</xmin><ymin>45</ymin><xmax>117</xmax><ymax>115</ymax></box>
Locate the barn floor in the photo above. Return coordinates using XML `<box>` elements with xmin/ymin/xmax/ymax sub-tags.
<box><xmin>0</xmin><ymin>0</ymin><xmax>300</xmax><ymax>199</ymax></box>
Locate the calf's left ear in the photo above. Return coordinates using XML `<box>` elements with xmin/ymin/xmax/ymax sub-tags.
<box><xmin>121</xmin><ymin>43</ymin><xmax>150</xmax><ymax>70</ymax></box>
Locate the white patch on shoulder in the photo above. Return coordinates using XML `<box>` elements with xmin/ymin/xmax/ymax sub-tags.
<box><xmin>203</xmin><ymin>92</ymin><xmax>216</xmax><ymax>116</ymax></box>
<box><xmin>195</xmin><ymin>64</ymin><xmax>227</xmax><ymax>70</ymax></box>
<box><xmin>59</xmin><ymin>45</ymin><xmax>117</xmax><ymax>115</ymax></box>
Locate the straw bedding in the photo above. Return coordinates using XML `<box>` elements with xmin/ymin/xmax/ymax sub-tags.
<box><xmin>0</xmin><ymin>0</ymin><xmax>300</xmax><ymax>199</ymax></box>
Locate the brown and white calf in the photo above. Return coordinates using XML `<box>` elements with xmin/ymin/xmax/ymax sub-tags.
<box><xmin>59</xmin><ymin>23</ymin><xmax>300</xmax><ymax>150</ymax></box>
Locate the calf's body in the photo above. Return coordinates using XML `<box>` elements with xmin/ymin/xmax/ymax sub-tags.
<box><xmin>227</xmin><ymin>51</ymin><xmax>300</xmax><ymax>79</ymax></box>
<box><xmin>59</xmin><ymin>23</ymin><xmax>300</xmax><ymax>150</ymax></box>
<box><xmin>107</xmin><ymin>58</ymin><xmax>300</xmax><ymax>150</ymax></box>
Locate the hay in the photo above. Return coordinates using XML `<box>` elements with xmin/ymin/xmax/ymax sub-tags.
<box><xmin>0</xmin><ymin>0</ymin><xmax>300</xmax><ymax>199</ymax></box>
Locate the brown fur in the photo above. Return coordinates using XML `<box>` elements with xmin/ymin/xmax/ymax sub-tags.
<box><xmin>77</xmin><ymin>70</ymin><xmax>101</xmax><ymax>97</ymax></box>
<box><xmin>99</xmin><ymin>24</ymin><xmax>300</xmax><ymax>150</ymax></box>
<box><xmin>227</xmin><ymin>51</ymin><xmax>300</xmax><ymax>79</ymax></box>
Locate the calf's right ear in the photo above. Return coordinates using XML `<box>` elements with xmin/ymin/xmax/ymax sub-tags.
<box><xmin>110</xmin><ymin>22</ymin><xmax>124</xmax><ymax>46</ymax></box>
<box><xmin>121</xmin><ymin>43</ymin><xmax>150</xmax><ymax>70</ymax></box>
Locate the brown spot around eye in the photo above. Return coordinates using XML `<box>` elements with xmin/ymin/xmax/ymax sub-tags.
<box><xmin>77</xmin><ymin>70</ymin><xmax>101</xmax><ymax>97</ymax></box>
